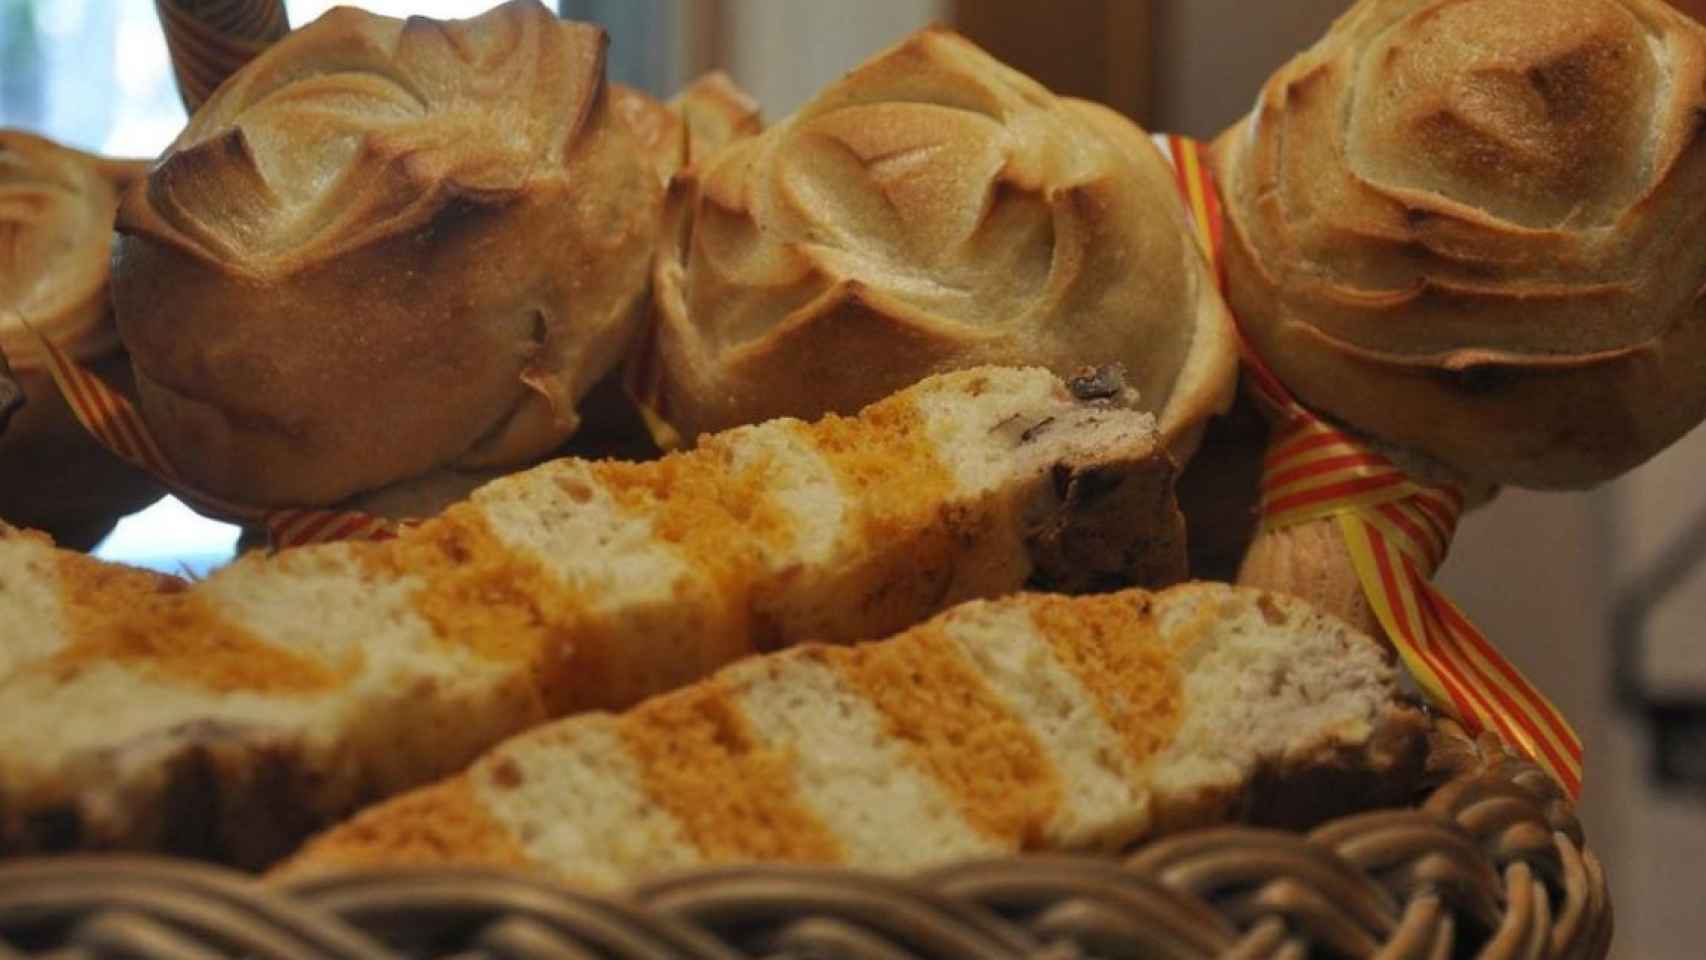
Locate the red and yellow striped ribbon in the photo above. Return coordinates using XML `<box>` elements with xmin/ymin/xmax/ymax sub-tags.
<box><xmin>1154</xmin><ymin>133</ymin><xmax>1583</xmax><ymax>797</ymax></box>
<box><xmin>25</xmin><ymin>323</ymin><xmax>403</xmax><ymax>548</ymax></box>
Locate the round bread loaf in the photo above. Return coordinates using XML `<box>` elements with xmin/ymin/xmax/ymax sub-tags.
<box><xmin>650</xmin><ymin>28</ymin><xmax>1236</xmax><ymax>460</ymax></box>
<box><xmin>0</xmin><ymin>131</ymin><xmax>160</xmax><ymax>549</ymax></box>
<box><xmin>609</xmin><ymin>72</ymin><xmax>761</xmax><ymax>191</ymax></box>
<box><xmin>112</xmin><ymin>0</ymin><xmax>663</xmax><ymax>509</ymax></box>
<box><xmin>1215</xmin><ymin>0</ymin><xmax>1706</xmax><ymax>488</ymax></box>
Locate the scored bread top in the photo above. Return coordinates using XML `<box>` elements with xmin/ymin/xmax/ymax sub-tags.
<box><xmin>0</xmin><ymin>132</ymin><xmax>161</xmax><ymax>550</ymax></box>
<box><xmin>650</xmin><ymin>27</ymin><xmax>1235</xmax><ymax>463</ymax></box>
<box><xmin>275</xmin><ymin>584</ymin><xmax>1428</xmax><ymax>890</ymax></box>
<box><xmin>610</xmin><ymin>72</ymin><xmax>763</xmax><ymax>191</ymax></box>
<box><xmin>1214</xmin><ymin>0</ymin><xmax>1706</xmax><ymax>488</ymax></box>
<box><xmin>111</xmin><ymin>0</ymin><xmax>666</xmax><ymax>508</ymax></box>
<box><xmin>0</xmin><ymin>365</ymin><xmax>1182</xmax><ymax>866</ymax></box>
<box><xmin>0</xmin><ymin>131</ymin><xmax>142</xmax><ymax>368</ymax></box>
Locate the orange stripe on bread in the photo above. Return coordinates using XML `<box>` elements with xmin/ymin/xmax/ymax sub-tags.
<box><xmin>1024</xmin><ymin>593</ymin><xmax>1185</xmax><ymax>770</ymax></box>
<box><xmin>368</xmin><ymin>507</ymin><xmax>577</xmax><ymax>715</ymax></box>
<box><xmin>49</xmin><ymin>552</ymin><xmax>345</xmax><ymax>695</ymax></box>
<box><xmin>809</xmin><ymin>392</ymin><xmax>954</xmax><ymax>539</ymax></box>
<box><xmin>618</xmin><ymin>679</ymin><xmax>843</xmax><ymax>864</ymax></box>
<box><xmin>275</xmin><ymin>777</ymin><xmax>531</xmax><ymax>878</ymax></box>
<box><xmin>828</xmin><ymin>622</ymin><xmax>1060</xmax><ymax>846</ymax></box>
<box><xmin>806</xmin><ymin>393</ymin><xmax>970</xmax><ymax>629</ymax></box>
<box><xmin>591</xmin><ymin>434</ymin><xmax>797</xmax><ymax>575</ymax></box>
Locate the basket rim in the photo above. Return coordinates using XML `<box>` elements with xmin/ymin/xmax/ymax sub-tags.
<box><xmin>0</xmin><ymin>713</ymin><xmax>1611</xmax><ymax>959</ymax></box>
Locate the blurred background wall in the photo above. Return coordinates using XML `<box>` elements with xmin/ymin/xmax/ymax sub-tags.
<box><xmin>1</xmin><ymin>2</ymin><xmax>1701</xmax><ymax>955</ymax></box>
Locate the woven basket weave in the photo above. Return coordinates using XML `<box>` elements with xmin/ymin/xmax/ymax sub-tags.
<box><xmin>0</xmin><ymin>719</ymin><xmax>1610</xmax><ymax>959</ymax></box>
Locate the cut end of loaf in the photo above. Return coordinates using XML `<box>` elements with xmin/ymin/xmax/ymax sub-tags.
<box><xmin>1141</xmin><ymin>587</ymin><xmax>1428</xmax><ymax>832</ymax></box>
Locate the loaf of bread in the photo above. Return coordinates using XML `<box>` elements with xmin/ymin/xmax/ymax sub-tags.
<box><xmin>648</xmin><ymin>27</ymin><xmax>1235</xmax><ymax>463</ymax></box>
<box><xmin>275</xmin><ymin>584</ymin><xmax>1427</xmax><ymax>888</ymax></box>
<box><xmin>1214</xmin><ymin>0</ymin><xmax>1706</xmax><ymax>489</ymax></box>
<box><xmin>0</xmin><ymin>130</ymin><xmax>160</xmax><ymax>549</ymax></box>
<box><xmin>111</xmin><ymin>0</ymin><xmax>663</xmax><ymax>512</ymax></box>
<box><xmin>611</xmin><ymin>72</ymin><xmax>762</xmax><ymax>189</ymax></box>
<box><xmin>0</xmin><ymin>365</ymin><xmax>1183</xmax><ymax>866</ymax></box>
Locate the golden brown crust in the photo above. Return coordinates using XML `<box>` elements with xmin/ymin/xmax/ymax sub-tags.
<box><xmin>112</xmin><ymin>0</ymin><xmax>664</xmax><ymax>509</ymax></box>
<box><xmin>1236</xmin><ymin>516</ymin><xmax>1382</xmax><ymax>644</ymax></box>
<box><xmin>650</xmin><ymin>27</ymin><xmax>1235</xmax><ymax>462</ymax></box>
<box><xmin>610</xmin><ymin>84</ymin><xmax>687</xmax><ymax>186</ymax></box>
<box><xmin>610</xmin><ymin>72</ymin><xmax>762</xmax><ymax>189</ymax></box>
<box><xmin>1215</xmin><ymin>0</ymin><xmax>1706</xmax><ymax>488</ymax></box>
<box><xmin>0</xmin><ymin>132</ymin><xmax>138</xmax><ymax>365</ymax></box>
<box><xmin>670</xmin><ymin>71</ymin><xmax>762</xmax><ymax>169</ymax></box>
<box><xmin>0</xmin><ymin>132</ymin><xmax>159</xmax><ymax>547</ymax></box>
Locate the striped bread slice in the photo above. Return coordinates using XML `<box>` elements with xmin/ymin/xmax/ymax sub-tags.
<box><xmin>275</xmin><ymin>584</ymin><xmax>1429</xmax><ymax>889</ymax></box>
<box><xmin>0</xmin><ymin>365</ymin><xmax>1184</xmax><ymax>867</ymax></box>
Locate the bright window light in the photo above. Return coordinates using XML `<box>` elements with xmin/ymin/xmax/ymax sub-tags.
<box><xmin>93</xmin><ymin>497</ymin><xmax>243</xmax><ymax>577</ymax></box>
<box><xmin>289</xmin><ymin>1</ymin><xmax>505</xmax><ymax>25</ymax></box>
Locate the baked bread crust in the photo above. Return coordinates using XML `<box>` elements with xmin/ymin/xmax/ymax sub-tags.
<box><xmin>651</xmin><ymin>27</ymin><xmax>1235</xmax><ymax>463</ymax></box>
<box><xmin>1215</xmin><ymin>0</ymin><xmax>1706</xmax><ymax>488</ymax></box>
<box><xmin>111</xmin><ymin>0</ymin><xmax>663</xmax><ymax>509</ymax></box>
<box><xmin>0</xmin><ymin>131</ymin><xmax>159</xmax><ymax>549</ymax></box>
<box><xmin>611</xmin><ymin>72</ymin><xmax>762</xmax><ymax>190</ymax></box>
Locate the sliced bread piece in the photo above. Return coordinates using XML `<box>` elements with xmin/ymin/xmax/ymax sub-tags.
<box><xmin>275</xmin><ymin>584</ymin><xmax>1428</xmax><ymax>889</ymax></box>
<box><xmin>0</xmin><ymin>364</ymin><xmax>1182</xmax><ymax>866</ymax></box>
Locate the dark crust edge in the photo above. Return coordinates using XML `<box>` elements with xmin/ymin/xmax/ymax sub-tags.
<box><xmin>0</xmin><ymin>720</ymin><xmax>356</xmax><ymax>871</ymax></box>
<box><xmin>0</xmin><ymin>345</ymin><xmax>22</xmax><ymax>437</ymax></box>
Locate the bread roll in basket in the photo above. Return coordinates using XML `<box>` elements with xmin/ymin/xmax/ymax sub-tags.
<box><xmin>648</xmin><ymin>27</ymin><xmax>1237</xmax><ymax>464</ymax></box>
<box><xmin>1208</xmin><ymin>0</ymin><xmax>1706</xmax><ymax>657</ymax></box>
<box><xmin>0</xmin><ymin>132</ymin><xmax>160</xmax><ymax>550</ymax></box>
<box><xmin>1215</xmin><ymin>0</ymin><xmax>1706</xmax><ymax>490</ymax></box>
<box><xmin>111</xmin><ymin>0</ymin><xmax>663</xmax><ymax>513</ymax></box>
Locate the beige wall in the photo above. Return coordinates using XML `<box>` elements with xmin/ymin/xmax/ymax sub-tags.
<box><xmin>1151</xmin><ymin>0</ymin><xmax>1350</xmax><ymax>136</ymax></box>
<box><xmin>718</xmin><ymin>0</ymin><xmax>947</xmax><ymax>121</ymax></box>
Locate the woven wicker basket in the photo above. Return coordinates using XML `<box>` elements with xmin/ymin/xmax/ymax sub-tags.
<box><xmin>0</xmin><ymin>718</ymin><xmax>1610</xmax><ymax>959</ymax></box>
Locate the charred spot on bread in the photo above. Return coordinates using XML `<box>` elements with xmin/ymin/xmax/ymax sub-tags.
<box><xmin>1066</xmin><ymin>363</ymin><xmax>1130</xmax><ymax>403</ymax></box>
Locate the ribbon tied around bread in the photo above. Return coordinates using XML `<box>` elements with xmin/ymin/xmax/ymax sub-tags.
<box><xmin>1158</xmin><ymin>133</ymin><xmax>1582</xmax><ymax>797</ymax></box>
<box><xmin>25</xmin><ymin>324</ymin><xmax>404</xmax><ymax>546</ymax></box>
